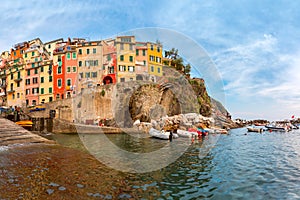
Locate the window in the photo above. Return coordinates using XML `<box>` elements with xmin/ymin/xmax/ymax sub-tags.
<box><xmin>85</xmin><ymin>72</ymin><xmax>90</xmax><ymax>78</ymax></box>
<box><xmin>58</xmin><ymin>66</ymin><xmax>62</xmax><ymax>74</ymax></box>
<box><xmin>158</xmin><ymin>67</ymin><xmax>161</xmax><ymax>73</ymax></box>
<box><xmin>14</xmin><ymin>52</ymin><xmax>16</xmax><ymax>56</ymax></box>
<box><xmin>121</xmin><ymin>37</ymin><xmax>131</xmax><ymax>42</ymax></box>
<box><xmin>49</xmin><ymin>97</ymin><xmax>53</xmax><ymax>102</ymax></box>
<box><xmin>87</xmin><ymin>49</ymin><xmax>90</xmax><ymax>54</ymax></box>
<box><xmin>129</xmin><ymin>56</ymin><xmax>133</xmax><ymax>62</ymax></box>
<box><xmin>31</xmin><ymin>63</ymin><xmax>35</xmax><ymax>68</ymax></box>
<box><xmin>150</xmin><ymin>45</ymin><xmax>154</xmax><ymax>50</ymax></box>
<box><xmin>67</xmin><ymin>53</ymin><xmax>71</xmax><ymax>60</ymax></box>
<box><xmin>73</xmin><ymin>67</ymin><xmax>76</xmax><ymax>72</ymax></box>
<box><xmin>17</xmin><ymin>82</ymin><xmax>20</xmax><ymax>87</ymax></box>
<box><xmin>120</xmin><ymin>43</ymin><xmax>124</xmax><ymax>50</ymax></box>
<box><xmin>94</xmin><ymin>60</ymin><xmax>98</xmax><ymax>66</ymax></box>
<box><xmin>58</xmin><ymin>79</ymin><xmax>62</xmax><ymax>87</ymax></box>
<box><xmin>78</xmin><ymin>49</ymin><xmax>82</xmax><ymax>55</ymax></box>
<box><xmin>41</xmin><ymin>77</ymin><xmax>44</xmax><ymax>83</ymax></box>
<box><xmin>143</xmin><ymin>60</ymin><xmax>146</xmax><ymax>66</ymax></box>
<box><xmin>40</xmin><ymin>66</ymin><xmax>44</xmax><ymax>72</ymax></box>
<box><xmin>34</xmin><ymin>68</ymin><xmax>38</xmax><ymax>74</ymax></box>
<box><xmin>10</xmin><ymin>83</ymin><xmax>13</xmax><ymax>91</ymax></box>
<box><xmin>136</xmin><ymin>49</ymin><xmax>139</xmax><ymax>56</ymax></box>
<box><xmin>26</xmin><ymin>89</ymin><xmax>30</xmax><ymax>95</ymax></box>
<box><xmin>49</xmin><ymin>87</ymin><xmax>53</xmax><ymax>93</ymax></box>
<box><xmin>48</xmin><ymin>44</ymin><xmax>51</xmax><ymax>49</ymax></box>
<box><xmin>72</xmin><ymin>52</ymin><xmax>76</xmax><ymax>59</ymax></box>
<box><xmin>41</xmin><ymin>88</ymin><xmax>44</xmax><ymax>94</ymax></box>
<box><xmin>67</xmin><ymin>67</ymin><xmax>71</xmax><ymax>73</ymax></box>
<box><xmin>142</xmin><ymin>50</ymin><xmax>146</xmax><ymax>56</ymax></box>
<box><xmin>12</xmin><ymin>94</ymin><xmax>15</xmax><ymax>99</ymax></box>
<box><xmin>67</xmin><ymin>79</ymin><xmax>71</xmax><ymax>86</ymax></box>
<box><xmin>120</xmin><ymin>78</ymin><xmax>125</xmax><ymax>82</ymax></box>
<box><xmin>157</xmin><ymin>46</ymin><xmax>160</xmax><ymax>52</ymax></box>
<box><xmin>25</xmin><ymin>53</ymin><xmax>27</xmax><ymax>58</ymax></box>
<box><xmin>49</xmin><ymin>65</ymin><xmax>52</xmax><ymax>71</ymax></box>
<box><xmin>56</xmin><ymin>94</ymin><xmax>60</xmax><ymax>100</ymax></box>
<box><xmin>33</xmin><ymin>77</ymin><xmax>38</xmax><ymax>84</ymax></box>
<box><xmin>130</xmin><ymin>78</ymin><xmax>133</xmax><ymax>81</ymax></box>
<box><xmin>128</xmin><ymin>66</ymin><xmax>135</xmax><ymax>72</ymax></box>
<box><xmin>79</xmin><ymin>73</ymin><xmax>83</xmax><ymax>79</ymax></box>
<box><xmin>10</xmin><ymin>73</ymin><xmax>13</xmax><ymax>80</ymax></box>
<box><xmin>58</xmin><ymin>55</ymin><xmax>62</xmax><ymax>62</ymax></box>
<box><xmin>49</xmin><ymin>76</ymin><xmax>52</xmax><ymax>82</ymax></box>
<box><xmin>120</xmin><ymin>55</ymin><xmax>124</xmax><ymax>61</ymax></box>
<box><xmin>151</xmin><ymin>66</ymin><xmax>154</xmax><ymax>72</ymax></box>
<box><xmin>93</xmin><ymin>48</ymin><xmax>96</xmax><ymax>54</ymax></box>
<box><xmin>32</xmin><ymin>52</ymin><xmax>35</xmax><ymax>56</ymax></box>
<box><xmin>35</xmin><ymin>58</ymin><xmax>38</xmax><ymax>62</ymax></box>
<box><xmin>91</xmin><ymin>72</ymin><xmax>97</xmax><ymax>78</ymax></box>
<box><xmin>79</xmin><ymin>61</ymin><xmax>82</xmax><ymax>67</ymax></box>
<box><xmin>129</xmin><ymin>44</ymin><xmax>133</xmax><ymax>50</ymax></box>
<box><xmin>27</xmin><ymin>70</ymin><xmax>30</xmax><ymax>76</ymax></box>
<box><xmin>118</xmin><ymin>65</ymin><xmax>126</xmax><ymax>72</ymax></box>
<box><xmin>32</xmin><ymin>88</ymin><xmax>39</xmax><ymax>94</ymax></box>
<box><xmin>26</xmin><ymin>79</ymin><xmax>30</xmax><ymax>85</ymax></box>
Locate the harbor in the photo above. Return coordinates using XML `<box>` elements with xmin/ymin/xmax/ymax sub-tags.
<box><xmin>1</xmin><ymin>121</ymin><xmax>300</xmax><ymax>199</ymax></box>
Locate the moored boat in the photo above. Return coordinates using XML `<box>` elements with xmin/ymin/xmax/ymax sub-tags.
<box><xmin>177</xmin><ymin>129</ymin><xmax>197</xmax><ymax>138</ymax></box>
<box><xmin>15</xmin><ymin>120</ymin><xmax>33</xmax><ymax>131</ymax></box>
<box><xmin>247</xmin><ymin>127</ymin><xmax>264</xmax><ymax>133</ymax></box>
<box><xmin>265</xmin><ymin>122</ymin><xmax>291</xmax><ymax>132</ymax></box>
<box><xmin>149</xmin><ymin>128</ymin><xmax>178</xmax><ymax>140</ymax></box>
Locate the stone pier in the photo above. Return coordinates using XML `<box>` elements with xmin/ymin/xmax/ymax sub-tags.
<box><xmin>0</xmin><ymin>118</ymin><xmax>55</xmax><ymax>146</ymax></box>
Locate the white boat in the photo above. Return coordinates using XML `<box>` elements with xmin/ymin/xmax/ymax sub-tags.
<box><xmin>247</xmin><ymin>127</ymin><xmax>264</xmax><ymax>133</ymax></box>
<box><xmin>149</xmin><ymin>128</ymin><xmax>178</xmax><ymax>140</ymax></box>
<box><xmin>177</xmin><ymin>129</ymin><xmax>197</xmax><ymax>138</ymax></box>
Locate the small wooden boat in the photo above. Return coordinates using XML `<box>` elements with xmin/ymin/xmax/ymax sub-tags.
<box><xmin>15</xmin><ymin>120</ymin><xmax>33</xmax><ymax>131</ymax></box>
<box><xmin>149</xmin><ymin>128</ymin><xmax>178</xmax><ymax>140</ymax></box>
<box><xmin>177</xmin><ymin>129</ymin><xmax>197</xmax><ymax>138</ymax></box>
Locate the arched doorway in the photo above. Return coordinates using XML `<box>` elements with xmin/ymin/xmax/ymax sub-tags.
<box><xmin>136</xmin><ymin>74</ymin><xmax>143</xmax><ymax>81</ymax></box>
<box><xmin>103</xmin><ymin>76</ymin><xmax>113</xmax><ymax>85</ymax></box>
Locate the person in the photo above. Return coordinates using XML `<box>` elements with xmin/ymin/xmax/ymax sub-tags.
<box><xmin>169</xmin><ymin>130</ymin><xmax>173</xmax><ymax>142</ymax></box>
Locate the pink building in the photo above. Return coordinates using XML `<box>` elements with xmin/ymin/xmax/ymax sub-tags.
<box><xmin>135</xmin><ymin>42</ymin><xmax>148</xmax><ymax>81</ymax></box>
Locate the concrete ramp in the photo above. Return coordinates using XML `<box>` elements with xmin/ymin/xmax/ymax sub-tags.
<box><xmin>0</xmin><ymin>118</ymin><xmax>55</xmax><ymax>146</ymax></box>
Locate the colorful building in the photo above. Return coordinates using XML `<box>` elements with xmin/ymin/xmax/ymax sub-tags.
<box><xmin>76</xmin><ymin>40</ymin><xmax>103</xmax><ymax>93</ymax></box>
<box><xmin>135</xmin><ymin>42</ymin><xmax>148</xmax><ymax>81</ymax></box>
<box><xmin>64</xmin><ymin>42</ymin><xmax>78</xmax><ymax>99</ymax></box>
<box><xmin>147</xmin><ymin>42</ymin><xmax>163</xmax><ymax>82</ymax></box>
<box><xmin>102</xmin><ymin>39</ymin><xmax>117</xmax><ymax>84</ymax></box>
<box><xmin>38</xmin><ymin>60</ymin><xmax>54</xmax><ymax>104</ymax></box>
<box><xmin>53</xmin><ymin>41</ymin><xmax>67</xmax><ymax>100</ymax></box>
<box><xmin>44</xmin><ymin>38</ymin><xmax>64</xmax><ymax>60</ymax></box>
<box><xmin>6</xmin><ymin>63</ymin><xmax>26</xmax><ymax>107</ymax></box>
<box><xmin>115</xmin><ymin>36</ymin><xmax>136</xmax><ymax>82</ymax></box>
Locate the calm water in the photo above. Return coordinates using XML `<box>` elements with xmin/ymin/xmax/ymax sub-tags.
<box><xmin>1</xmin><ymin>128</ymin><xmax>300</xmax><ymax>199</ymax></box>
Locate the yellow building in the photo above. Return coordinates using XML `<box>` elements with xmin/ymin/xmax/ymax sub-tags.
<box><xmin>38</xmin><ymin>60</ymin><xmax>54</xmax><ymax>104</ymax></box>
<box><xmin>147</xmin><ymin>42</ymin><xmax>163</xmax><ymax>81</ymax></box>
<box><xmin>6</xmin><ymin>63</ymin><xmax>26</xmax><ymax>107</ymax></box>
<box><xmin>115</xmin><ymin>36</ymin><xmax>136</xmax><ymax>82</ymax></box>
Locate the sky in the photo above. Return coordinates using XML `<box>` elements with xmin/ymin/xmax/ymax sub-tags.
<box><xmin>1</xmin><ymin>0</ymin><xmax>300</xmax><ymax>121</ymax></box>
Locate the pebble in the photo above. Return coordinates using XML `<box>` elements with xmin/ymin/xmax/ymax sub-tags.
<box><xmin>58</xmin><ymin>186</ymin><xmax>66</xmax><ymax>191</ymax></box>
<box><xmin>77</xmin><ymin>183</ymin><xmax>84</xmax><ymax>188</ymax></box>
<box><xmin>46</xmin><ymin>189</ymin><xmax>54</xmax><ymax>195</ymax></box>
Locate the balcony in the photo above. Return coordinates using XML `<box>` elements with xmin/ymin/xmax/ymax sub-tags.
<box><xmin>14</xmin><ymin>78</ymin><xmax>23</xmax><ymax>82</ymax></box>
<box><xmin>6</xmin><ymin>89</ymin><xmax>15</xmax><ymax>94</ymax></box>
